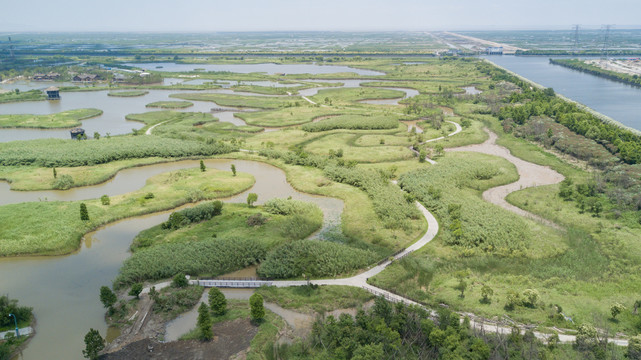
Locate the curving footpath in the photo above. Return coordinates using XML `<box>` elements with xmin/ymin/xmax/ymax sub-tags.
<box><xmin>141</xmin><ymin>121</ymin><xmax>627</xmax><ymax>346</ymax></box>
<box><xmin>409</xmin><ymin>120</ymin><xmax>463</xmax><ymax>164</ymax></box>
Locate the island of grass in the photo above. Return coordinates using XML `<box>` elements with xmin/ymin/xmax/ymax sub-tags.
<box><xmin>0</xmin><ymin>89</ymin><xmax>47</xmax><ymax>104</ymax></box>
<box><xmin>108</xmin><ymin>90</ymin><xmax>149</xmax><ymax>97</ymax></box>
<box><xmin>0</xmin><ymin>167</ymin><xmax>254</xmax><ymax>256</ymax></box>
<box><xmin>170</xmin><ymin>93</ymin><xmax>302</xmax><ymax>109</ymax></box>
<box><xmin>0</xmin><ymin>108</ymin><xmax>103</xmax><ymax>129</ymax></box>
<box><xmin>146</xmin><ymin>101</ymin><xmax>193</xmax><ymax>109</ymax></box>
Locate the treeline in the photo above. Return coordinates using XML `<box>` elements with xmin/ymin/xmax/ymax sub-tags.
<box><xmin>517</xmin><ymin>49</ymin><xmax>641</xmax><ymax>56</ymax></box>
<box><xmin>275</xmin><ymin>296</ymin><xmax>615</xmax><ymax>359</ymax></box>
<box><xmin>477</xmin><ymin>61</ymin><xmax>641</xmax><ymax>164</ymax></box>
<box><xmin>0</xmin><ymin>136</ymin><xmax>235</xmax><ymax>167</ymax></box>
<box><xmin>550</xmin><ymin>58</ymin><xmax>641</xmax><ymax>87</ymax></box>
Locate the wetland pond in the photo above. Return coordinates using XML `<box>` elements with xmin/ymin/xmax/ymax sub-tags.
<box><xmin>0</xmin><ymin>159</ymin><xmax>342</xmax><ymax>360</ymax></box>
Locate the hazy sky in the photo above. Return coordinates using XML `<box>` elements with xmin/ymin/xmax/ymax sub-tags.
<box><xmin>3</xmin><ymin>0</ymin><xmax>640</xmax><ymax>32</ymax></box>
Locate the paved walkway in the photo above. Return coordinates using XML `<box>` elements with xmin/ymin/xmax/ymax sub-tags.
<box><xmin>145</xmin><ymin>120</ymin><xmax>171</xmax><ymax>135</ymax></box>
<box><xmin>0</xmin><ymin>326</ymin><xmax>33</xmax><ymax>339</ymax></box>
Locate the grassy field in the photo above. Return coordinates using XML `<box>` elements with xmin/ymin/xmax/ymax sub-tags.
<box><xmin>0</xmin><ymin>89</ymin><xmax>47</xmax><ymax>104</ymax></box>
<box><xmin>309</xmin><ymin>87</ymin><xmax>405</xmax><ymax>104</ymax></box>
<box><xmin>236</xmin><ymin>106</ymin><xmax>343</xmax><ymax>127</ymax></box>
<box><xmin>0</xmin><ymin>108</ymin><xmax>102</xmax><ymax>129</ymax></box>
<box><xmin>146</xmin><ymin>100</ymin><xmax>193</xmax><ymax>109</ymax></box>
<box><xmin>107</xmin><ymin>90</ymin><xmax>149</xmax><ymax>97</ymax></box>
<box><xmin>131</xmin><ymin>201</ymin><xmax>323</xmax><ymax>251</ymax></box>
<box><xmin>303</xmin><ymin>132</ymin><xmax>414</xmax><ymax>163</ymax></box>
<box><xmin>256</xmin><ymin>285</ymin><xmax>375</xmax><ymax>314</ymax></box>
<box><xmin>0</xmin><ymin>168</ymin><xmax>254</xmax><ymax>256</ymax></box>
<box><xmin>170</xmin><ymin>92</ymin><xmax>302</xmax><ymax>109</ymax></box>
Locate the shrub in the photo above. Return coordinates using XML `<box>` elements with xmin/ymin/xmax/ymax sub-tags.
<box><xmin>197</xmin><ymin>302</ymin><xmax>213</xmax><ymax>340</ymax></box>
<box><xmin>247</xmin><ymin>213</ymin><xmax>267</xmax><ymax>227</ymax></box>
<box><xmin>208</xmin><ymin>287</ymin><xmax>227</xmax><ymax>316</ymax></box>
<box><xmin>247</xmin><ymin>193</ymin><xmax>258</xmax><ymax>207</ymax></box>
<box><xmin>100</xmin><ymin>195</ymin><xmax>110</xmax><ymax>206</ymax></box>
<box><xmin>521</xmin><ymin>289</ymin><xmax>540</xmax><ymax>308</ymax></box>
<box><xmin>99</xmin><ymin>286</ymin><xmax>117</xmax><ymax>309</ymax></box>
<box><xmin>610</xmin><ymin>302</ymin><xmax>626</xmax><ymax>319</ymax></box>
<box><xmin>172</xmin><ymin>272</ymin><xmax>188</xmax><ymax>288</ymax></box>
<box><xmin>162</xmin><ymin>201</ymin><xmax>224</xmax><ymax>229</ymax></box>
<box><xmin>80</xmin><ymin>203</ymin><xmax>89</xmax><ymax>221</ymax></box>
<box><xmin>144</xmin><ymin>192</ymin><xmax>155</xmax><ymax>199</ymax></box>
<box><xmin>128</xmin><ymin>283</ymin><xmax>143</xmax><ymax>299</ymax></box>
<box><xmin>257</xmin><ymin>240</ymin><xmax>378</xmax><ymax>279</ymax></box>
<box><xmin>249</xmin><ymin>293</ymin><xmax>265</xmax><ymax>322</ymax></box>
<box><xmin>52</xmin><ymin>174</ymin><xmax>74</xmax><ymax>190</ymax></box>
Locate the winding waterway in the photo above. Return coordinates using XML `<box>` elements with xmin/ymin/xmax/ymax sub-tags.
<box><xmin>0</xmin><ymin>159</ymin><xmax>342</xmax><ymax>360</ymax></box>
<box><xmin>483</xmin><ymin>55</ymin><xmax>641</xmax><ymax>131</ymax></box>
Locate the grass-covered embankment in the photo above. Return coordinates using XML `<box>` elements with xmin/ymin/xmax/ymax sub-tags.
<box><xmin>170</xmin><ymin>92</ymin><xmax>302</xmax><ymax>109</ymax></box>
<box><xmin>117</xmin><ymin>198</ymin><xmax>324</xmax><ymax>286</ymax></box>
<box><xmin>0</xmin><ymin>89</ymin><xmax>46</xmax><ymax>104</ymax></box>
<box><xmin>107</xmin><ymin>90</ymin><xmax>149</xmax><ymax>97</ymax></box>
<box><xmin>256</xmin><ymin>285</ymin><xmax>375</xmax><ymax>314</ymax></box>
<box><xmin>0</xmin><ymin>108</ymin><xmax>102</xmax><ymax>129</ymax></box>
<box><xmin>0</xmin><ymin>168</ymin><xmax>254</xmax><ymax>256</ymax></box>
<box><xmin>146</xmin><ymin>100</ymin><xmax>193</xmax><ymax>109</ymax></box>
<box><xmin>0</xmin><ymin>135</ymin><xmax>235</xmax><ymax>167</ymax></box>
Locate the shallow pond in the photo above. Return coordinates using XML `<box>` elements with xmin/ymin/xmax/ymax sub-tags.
<box><xmin>0</xmin><ymin>159</ymin><xmax>342</xmax><ymax>360</ymax></box>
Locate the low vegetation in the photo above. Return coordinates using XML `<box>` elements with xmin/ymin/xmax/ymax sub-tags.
<box><xmin>0</xmin><ymin>168</ymin><xmax>254</xmax><ymax>256</ymax></box>
<box><xmin>302</xmin><ymin>114</ymin><xmax>399</xmax><ymax>132</ymax></box>
<box><xmin>0</xmin><ymin>136</ymin><xmax>235</xmax><ymax>167</ymax></box>
<box><xmin>107</xmin><ymin>90</ymin><xmax>149</xmax><ymax>97</ymax></box>
<box><xmin>145</xmin><ymin>101</ymin><xmax>193</xmax><ymax>109</ymax></box>
<box><xmin>0</xmin><ymin>108</ymin><xmax>102</xmax><ymax>129</ymax></box>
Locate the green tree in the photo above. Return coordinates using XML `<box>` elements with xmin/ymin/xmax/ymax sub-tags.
<box><xmin>480</xmin><ymin>284</ymin><xmax>493</xmax><ymax>304</ymax></box>
<box><xmin>455</xmin><ymin>278</ymin><xmax>467</xmax><ymax>298</ymax></box>
<box><xmin>249</xmin><ymin>293</ymin><xmax>265</xmax><ymax>322</ymax></box>
<box><xmin>93</xmin><ymin>132</ymin><xmax>100</xmax><ymax>140</ymax></box>
<box><xmin>80</xmin><ymin>203</ymin><xmax>89</xmax><ymax>221</ymax></box>
<box><xmin>99</xmin><ymin>286</ymin><xmax>117</xmax><ymax>309</ymax></box>
<box><xmin>418</xmin><ymin>149</ymin><xmax>426</xmax><ymax>163</ymax></box>
<box><xmin>208</xmin><ymin>287</ymin><xmax>227</xmax><ymax>316</ymax></box>
<box><xmin>521</xmin><ymin>289</ymin><xmax>540</xmax><ymax>308</ymax></box>
<box><xmin>82</xmin><ymin>328</ymin><xmax>104</xmax><ymax>360</ymax></box>
<box><xmin>610</xmin><ymin>302</ymin><xmax>626</xmax><ymax>319</ymax></box>
<box><xmin>246</xmin><ymin>193</ymin><xmax>258</xmax><ymax>207</ymax></box>
<box><xmin>100</xmin><ymin>195</ymin><xmax>110</xmax><ymax>206</ymax></box>
<box><xmin>231</xmin><ymin>164</ymin><xmax>236</xmax><ymax>176</ymax></box>
<box><xmin>200</xmin><ymin>159</ymin><xmax>206</xmax><ymax>172</ymax></box>
<box><xmin>197</xmin><ymin>302</ymin><xmax>213</xmax><ymax>341</ymax></box>
<box><xmin>172</xmin><ymin>272</ymin><xmax>188</xmax><ymax>288</ymax></box>
<box><xmin>53</xmin><ymin>167</ymin><xmax>57</xmax><ymax>178</ymax></box>
<box><xmin>352</xmin><ymin>343</ymin><xmax>384</xmax><ymax>360</ymax></box>
<box><xmin>128</xmin><ymin>283</ymin><xmax>143</xmax><ymax>299</ymax></box>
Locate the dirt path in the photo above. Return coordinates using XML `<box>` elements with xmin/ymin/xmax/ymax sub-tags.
<box><xmin>447</xmin><ymin>128</ymin><xmax>564</xmax><ymax>228</ymax></box>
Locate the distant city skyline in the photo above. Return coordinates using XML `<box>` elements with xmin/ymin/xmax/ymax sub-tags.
<box><xmin>2</xmin><ymin>0</ymin><xmax>640</xmax><ymax>32</ymax></box>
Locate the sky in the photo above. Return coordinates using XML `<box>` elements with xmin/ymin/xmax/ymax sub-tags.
<box><xmin>2</xmin><ymin>0</ymin><xmax>640</xmax><ymax>32</ymax></box>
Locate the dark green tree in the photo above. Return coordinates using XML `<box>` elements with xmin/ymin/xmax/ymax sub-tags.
<box><xmin>128</xmin><ymin>283</ymin><xmax>143</xmax><ymax>299</ymax></box>
<box><xmin>172</xmin><ymin>272</ymin><xmax>188</xmax><ymax>288</ymax></box>
<box><xmin>53</xmin><ymin>167</ymin><xmax>57</xmax><ymax>178</ymax></box>
<box><xmin>200</xmin><ymin>160</ymin><xmax>206</xmax><ymax>172</ymax></box>
<box><xmin>208</xmin><ymin>287</ymin><xmax>227</xmax><ymax>316</ymax></box>
<box><xmin>80</xmin><ymin>203</ymin><xmax>89</xmax><ymax>221</ymax></box>
<box><xmin>197</xmin><ymin>302</ymin><xmax>213</xmax><ymax>341</ymax></box>
<box><xmin>82</xmin><ymin>328</ymin><xmax>104</xmax><ymax>360</ymax></box>
<box><xmin>249</xmin><ymin>293</ymin><xmax>265</xmax><ymax>322</ymax></box>
<box><xmin>99</xmin><ymin>286</ymin><xmax>117</xmax><ymax>310</ymax></box>
<box><xmin>231</xmin><ymin>164</ymin><xmax>237</xmax><ymax>176</ymax></box>
<box><xmin>100</xmin><ymin>195</ymin><xmax>110</xmax><ymax>206</ymax></box>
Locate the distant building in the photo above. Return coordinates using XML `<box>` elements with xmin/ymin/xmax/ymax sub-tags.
<box><xmin>33</xmin><ymin>72</ymin><xmax>61</xmax><ymax>81</ymax></box>
<box><xmin>113</xmin><ymin>74</ymin><xmax>127</xmax><ymax>82</ymax></box>
<box><xmin>486</xmin><ymin>47</ymin><xmax>503</xmax><ymax>55</ymax></box>
<box><xmin>70</xmin><ymin>128</ymin><xmax>85</xmax><ymax>139</ymax></box>
<box><xmin>32</xmin><ymin>73</ymin><xmax>47</xmax><ymax>81</ymax></box>
<box><xmin>73</xmin><ymin>74</ymin><xmax>100</xmax><ymax>82</ymax></box>
<box><xmin>45</xmin><ymin>86</ymin><xmax>60</xmax><ymax>100</ymax></box>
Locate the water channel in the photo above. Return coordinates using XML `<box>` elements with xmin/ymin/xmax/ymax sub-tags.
<box><xmin>0</xmin><ymin>159</ymin><xmax>342</xmax><ymax>360</ymax></box>
<box><xmin>483</xmin><ymin>55</ymin><xmax>641</xmax><ymax>132</ymax></box>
